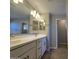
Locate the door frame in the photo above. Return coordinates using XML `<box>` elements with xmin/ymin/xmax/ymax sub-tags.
<box><xmin>56</xmin><ymin>19</ymin><xmax>58</xmax><ymax>49</ymax></box>
<box><xmin>56</xmin><ymin>19</ymin><xmax>66</xmax><ymax>48</ymax></box>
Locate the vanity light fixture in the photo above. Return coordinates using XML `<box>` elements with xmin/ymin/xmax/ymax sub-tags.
<box><xmin>13</xmin><ymin>0</ymin><xmax>19</xmax><ymax>4</ymax></box>
<box><xmin>43</xmin><ymin>22</ymin><xmax>45</xmax><ymax>26</ymax></box>
<box><xmin>30</xmin><ymin>10</ymin><xmax>33</xmax><ymax>15</ymax></box>
<box><xmin>13</xmin><ymin>0</ymin><xmax>23</xmax><ymax>4</ymax></box>
<box><xmin>33</xmin><ymin>10</ymin><xmax>36</xmax><ymax>17</ymax></box>
<box><xmin>30</xmin><ymin>10</ymin><xmax>36</xmax><ymax>17</ymax></box>
<box><xmin>19</xmin><ymin>0</ymin><xmax>23</xmax><ymax>3</ymax></box>
<box><xmin>40</xmin><ymin>19</ymin><xmax>44</xmax><ymax>22</ymax></box>
<box><xmin>39</xmin><ymin>16</ymin><xmax>44</xmax><ymax>22</ymax></box>
<box><xmin>30</xmin><ymin>10</ymin><xmax>45</xmax><ymax>22</ymax></box>
<box><xmin>35</xmin><ymin>13</ymin><xmax>40</xmax><ymax>19</ymax></box>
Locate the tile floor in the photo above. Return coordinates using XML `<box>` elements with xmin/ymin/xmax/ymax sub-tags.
<box><xmin>42</xmin><ymin>45</ymin><xmax>68</xmax><ymax>59</ymax></box>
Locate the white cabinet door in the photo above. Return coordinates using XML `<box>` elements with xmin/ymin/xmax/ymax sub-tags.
<box><xmin>11</xmin><ymin>41</ymin><xmax>37</xmax><ymax>59</ymax></box>
<box><xmin>37</xmin><ymin>39</ymin><xmax>42</xmax><ymax>59</ymax></box>
<box><xmin>19</xmin><ymin>52</ymin><xmax>28</xmax><ymax>59</ymax></box>
<box><xmin>36</xmin><ymin>37</ymin><xmax>47</xmax><ymax>59</ymax></box>
<box><xmin>28</xmin><ymin>48</ymin><xmax>36</xmax><ymax>59</ymax></box>
<box><xmin>19</xmin><ymin>48</ymin><xmax>36</xmax><ymax>59</ymax></box>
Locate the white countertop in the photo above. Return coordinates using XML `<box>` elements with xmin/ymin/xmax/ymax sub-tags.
<box><xmin>10</xmin><ymin>34</ymin><xmax>47</xmax><ymax>50</ymax></box>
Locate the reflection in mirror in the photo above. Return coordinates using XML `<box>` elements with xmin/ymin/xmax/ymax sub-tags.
<box><xmin>10</xmin><ymin>0</ymin><xmax>34</xmax><ymax>35</ymax></box>
<box><xmin>39</xmin><ymin>22</ymin><xmax>43</xmax><ymax>30</ymax></box>
<box><xmin>32</xmin><ymin>20</ymin><xmax>38</xmax><ymax>30</ymax></box>
<box><xmin>22</xmin><ymin>23</ymin><xmax>29</xmax><ymax>34</ymax></box>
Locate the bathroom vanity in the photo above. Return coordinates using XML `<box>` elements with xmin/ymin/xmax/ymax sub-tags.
<box><xmin>10</xmin><ymin>34</ymin><xmax>47</xmax><ymax>59</ymax></box>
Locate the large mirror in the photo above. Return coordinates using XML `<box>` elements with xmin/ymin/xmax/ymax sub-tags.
<box><xmin>10</xmin><ymin>0</ymin><xmax>46</xmax><ymax>35</ymax></box>
<box><xmin>10</xmin><ymin>0</ymin><xmax>34</xmax><ymax>35</ymax></box>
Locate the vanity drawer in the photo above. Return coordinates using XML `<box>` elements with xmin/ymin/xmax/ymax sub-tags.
<box><xmin>19</xmin><ymin>48</ymin><xmax>36</xmax><ymax>59</ymax></box>
<box><xmin>11</xmin><ymin>41</ymin><xmax>36</xmax><ymax>57</ymax></box>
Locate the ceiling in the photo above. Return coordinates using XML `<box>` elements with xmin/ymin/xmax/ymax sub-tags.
<box><xmin>10</xmin><ymin>0</ymin><xmax>68</xmax><ymax>19</ymax></box>
<box><xmin>27</xmin><ymin>0</ymin><xmax>67</xmax><ymax>15</ymax></box>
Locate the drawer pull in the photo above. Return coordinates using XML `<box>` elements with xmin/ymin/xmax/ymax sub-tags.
<box><xmin>24</xmin><ymin>57</ymin><xmax>27</xmax><ymax>59</ymax></box>
<box><xmin>23</xmin><ymin>56</ymin><xmax>29</xmax><ymax>59</ymax></box>
<box><xmin>27</xmin><ymin>56</ymin><xmax>29</xmax><ymax>59</ymax></box>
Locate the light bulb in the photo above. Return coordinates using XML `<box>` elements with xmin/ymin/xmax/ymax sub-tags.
<box><xmin>35</xmin><ymin>13</ymin><xmax>40</xmax><ymax>19</ymax></box>
<box><xmin>30</xmin><ymin>10</ymin><xmax>36</xmax><ymax>17</ymax></box>
<box><xmin>43</xmin><ymin>22</ymin><xmax>45</xmax><ymax>26</ymax></box>
<box><xmin>19</xmin><ymin>0</ymin><xmax>23</xmax><ymax>3</ymax></box>
<box><xmin>30</xmin><ymin>10</ymin><xmax>33</xmax><ymax>15</ymax></box>
<box><xmin>33</xmin><ymin>10</ymin><xmax>36</xmax><ymax>17</ymax></box>
<box><xmin>13</xmin><ymin>0</ymin><xmax>19</xmax><ymax>4</ymax></box>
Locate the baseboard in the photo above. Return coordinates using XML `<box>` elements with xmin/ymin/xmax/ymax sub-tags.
<box><xmin>50</xmin><ymin>47</ymin><xmax>57</xmax><ymax>50</ymax></box>
<box><xmin>59</xmin><ymin>43</ymin><xmax>67</xmax><ymax>45</ymax></box>
<box><xmin>46</xmin><ymin>48</ymin><xmax>50</xmax><ymax>52</ymax></box>
<box><xmin>46</xmin><ymin>46</ymin><xmax>58</xmax><ymax>51</ymax></box>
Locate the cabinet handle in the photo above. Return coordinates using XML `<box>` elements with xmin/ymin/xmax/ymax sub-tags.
<box><xmin>24</xmin><ymin>57</ymin><xmax>27</xmax><ymax>59</ymax></box>
<box><xmin>27</xmin><ymin>56</ymin><xmax>29</xmax><ymax>59</ymax></box>
<box><xmin>24</xmin><ymin>56</ymin><xmax>29</xmax><ymax>59</ymax></box>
